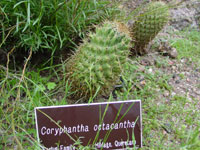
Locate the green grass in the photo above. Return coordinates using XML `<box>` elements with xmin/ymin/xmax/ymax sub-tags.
<box><xmin>0</xmin><ymin>0</ymin><xmax>120</xmax><ymax>55</ymax></box>
<box><xmin>170</xmin><ymin>29</ymin><xmax>200</xmax><ymax>64</ymax></box>
<box><xmin>0</xmin><ymin>63</ymin><xmax>69</xmax><ymax>149</ymax></box>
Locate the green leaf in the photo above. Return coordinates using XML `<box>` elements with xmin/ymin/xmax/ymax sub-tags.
<box><xmin>47</xmin><ymin>82</ymin><xmax>56</xmax><ymax>90</ymax></box>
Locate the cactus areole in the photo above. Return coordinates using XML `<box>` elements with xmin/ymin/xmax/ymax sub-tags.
<box><xmin>66</xmin><ymin>21</ymin><xmax>132</xmax><ymax>99</ymax></box>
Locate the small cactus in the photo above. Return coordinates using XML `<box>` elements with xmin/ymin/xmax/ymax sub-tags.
<box><xmin>66</xmin><ymin>21</ymin><xmax>132</xmax><ymax>99</ymax></box>
<box><xmin>131</xmin><ymin>1</ymin><xmax>170</xmax><ymax>55</ymax></box>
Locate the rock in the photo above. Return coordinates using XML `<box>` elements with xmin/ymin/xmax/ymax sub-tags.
<box><xmin>140</xmin><ymin>80</ymin><xmax>146</xmax><ymax>86</ymax></box>
<box><xmin>172</xmin><ymin>66</ymin><xmax>176</xmax><ymax>70</ymax></box>
<box><xmin>164</xmin><ymin>90</ymin><xmax>170</xmax><ymax>97</ymax></box>
<box><xmin>180</xmin><ymin>59</ymin><xmax>185</xmax><ymax>63</ymax></box>
<box><xmin>170</xmin><ymin>7</ymin><xmax>196</xmax><ymax>30</ymax></box>
<box><xmin>147</xmin><ymin>68</ymin><xmax>153</xmax><ymax>74</ymax></box>
<box><xmin>171</xmin><ymin>92</ymin><xmax>176</xmax><ymax>96</ymax></box>
<box><xmin>169</xmin><ymin>48</ymin><xmax>178</xmax><ymax>59</ymax></box>
<box><xmin>170</xmin><ymin>0</ymin><xmax>200</xmax><ymax>30</ymax></box>
<box><xmin>156</xmin><ymin>40</ymin><xmax>178</xmax><ymax>58</ymax></box>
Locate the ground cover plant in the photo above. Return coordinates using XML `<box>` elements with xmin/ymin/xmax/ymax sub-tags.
<box><xmin>1</xmin><ymin>0</ymin><xmax>200</xmax><ymax>149</ymax></box>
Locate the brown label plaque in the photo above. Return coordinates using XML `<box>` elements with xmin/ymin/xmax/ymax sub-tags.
<box><xmin>35</xmin><ymin>100</ymin><xmax>142</xmax><ymax>149</ymax></box>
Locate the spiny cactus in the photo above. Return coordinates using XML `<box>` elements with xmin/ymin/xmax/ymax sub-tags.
<box><xmin>66</xmin><ymin>21</ymin><xmax>132</xmax><ymax>99</ymax></box>
<box><xmin>131</xmin><ymin>1</ymin><xmax>170</xmax><ymax>55</ymax></box>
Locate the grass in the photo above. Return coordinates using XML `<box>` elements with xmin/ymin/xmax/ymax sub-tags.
<box><xmin>170</xmin><ymin>29</ymin><xmax>200</xmax><ymax>64</ymax></box>
<box><xmin>0</xmin><ymin>0</ymin><xmax>120</xmax><ymax>55</ymax></box>
<box><xmin>0</xmin><ymin>63</ymin><xmax>68</xmax><ymax>149</ymax></box>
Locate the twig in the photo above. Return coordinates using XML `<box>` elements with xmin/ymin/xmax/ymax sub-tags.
<box><xmin>0</xmin><ymin>47</ymin><xmax>15</xmax><ymax>96</ymax></box>
<box><xmin>6</xmin><ymin>46</ymin><xmax>15</xmax><ymax>79</ymax></box>
<box><xmin>16</xmin><ymin>47</ymin><xmax>32</xmax><ymax>101</ymax></box>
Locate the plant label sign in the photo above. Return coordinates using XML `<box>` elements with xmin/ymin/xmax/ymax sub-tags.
<box><xmin>35</xmin><ymin>100</ymin><xmax>142</xmax><ymax>149</ymax></box>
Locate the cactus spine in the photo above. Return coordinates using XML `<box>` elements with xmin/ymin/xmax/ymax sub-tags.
<box><xmin>131</xmin><ymin>1</ymin><xmax>169</xmax><ymax>54</ymax></box>
<box><xmin>66</xmin><ymin>21</ymin><xmax>132</xmax><ymax>99</ymax></box>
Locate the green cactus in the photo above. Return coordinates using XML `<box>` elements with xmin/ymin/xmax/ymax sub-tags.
<box><xmin>131</xmin><ymin>1</ymin><xmax>169</xmax><ymax>54</ymax></box>
<box><xmin>66</xmin><ymin>21</ymin><xmax>132</xmax><ymax>99</ymax></box>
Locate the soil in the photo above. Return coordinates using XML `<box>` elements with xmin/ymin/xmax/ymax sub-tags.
<box><xmin>138</xmin><ymin>52</ymin><xmax>200</xmax><ymax>107</ymax></box>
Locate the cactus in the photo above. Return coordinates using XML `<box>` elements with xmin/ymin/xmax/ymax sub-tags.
<box><xmin>131</xmin><ymin>1</ymin><xmax>169</xmax><ymax>54</ymax></box>
<box><xmin>66</xmin><ymin>21</ymin><xmax>132</xmax><ymax>99</ymax></box>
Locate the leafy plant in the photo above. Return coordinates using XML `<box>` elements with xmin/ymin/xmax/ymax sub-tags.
<box><xmin>0</xmin><ymin>0</ymin><xmax>119</xmax><ymax>54</ymax></box>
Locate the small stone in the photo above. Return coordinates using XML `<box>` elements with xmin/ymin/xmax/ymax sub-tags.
<box><xmin>148</xmin><ymin>68</ymin><xmax>153</xmax><ymax>74</ymax></box>
<box><xmin>171</xmin><ymin>92</ymin><xmax>176</xmax><ymax>96</ymax></box>
<box><xmin>163</xmin><ymin>130</ymin><xmax>167</xmax><ymax>135</ymax></box>
<box><xmin>180</xmin><ymin>59</ymin><xmax>185</xmax><ymax>63</ymax></box>
<box><xmin>140</xmin><ymin>80</ymin><xmax>146</xmax><ymax>86</ymax></box>
<box><xmin>164</xmin><ymin>91</ymin><xmax>170</xmax><ymax>97</ymax></box>
<box><xmin>169</xmin><ymin>48</ymin><xmax>178</xmax><ymax>59</ymax></box>
<box><xmin>172</xmin><ymin>66</ymin><xmax>176</xmax><ymax>70</ymax></box>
